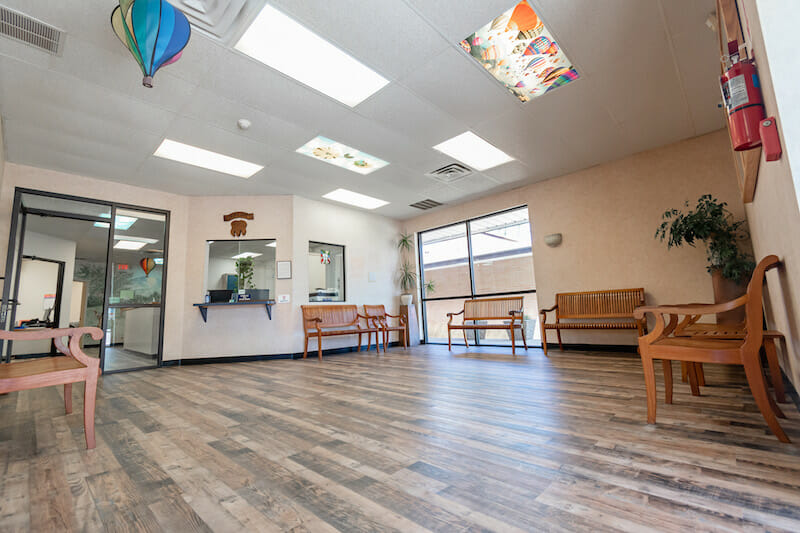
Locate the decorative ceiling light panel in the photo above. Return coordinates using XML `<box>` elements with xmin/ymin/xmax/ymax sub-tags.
<box><xmin>296</xmin><ymin>136</ymin><xmax>389</xmax><ymax>175</ymax></box>
<box><xmin>111</xmin><ymin>0</ymin><xmax>192</xmax><ymax>87</ymax></box>
<box><xmin>460</xmin><ymin>1</ymin><xmax>578</xmax><ymax>102</ymax></box>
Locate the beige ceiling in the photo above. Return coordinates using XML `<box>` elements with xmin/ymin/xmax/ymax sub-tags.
<box><xmin>0</xmin><ymin>0</ymin><xmax>723</xmax><ymax>219</ymax></box>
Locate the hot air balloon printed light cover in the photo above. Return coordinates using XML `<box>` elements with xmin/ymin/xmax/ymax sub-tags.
<box><xmin>111</xmin><ymin>0</ymin><xmax>191</xmax><ymax>88</ymax></box>
<box><xmin>460</xmin><ymin>0</ymin><xmax>578</xmax><ymax>102</ymax></box>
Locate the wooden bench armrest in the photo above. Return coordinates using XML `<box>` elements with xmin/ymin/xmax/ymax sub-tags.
<box><xmin>0</xmin><ymin>327</ymin><xmax>103</xmax><ymax>368</ymax></box>
<box><xmin>447</xmin><ymin>309</ymin><xmax>464</xmax><ymax>327</ymax></box>
<box><xmin>540</xmin><ymin>305</ymin><xmax>557</xmax><ymax>315</ymax></box>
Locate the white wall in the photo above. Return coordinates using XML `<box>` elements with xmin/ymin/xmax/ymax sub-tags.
<box><xmin>21</xmin><ymin>231</ymin><xmax>77</xmax><ymax>329</ymax></box>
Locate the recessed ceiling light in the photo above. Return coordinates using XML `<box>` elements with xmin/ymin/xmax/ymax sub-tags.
<box><xmin>93</xmin><ymin>213</ymin><xmax>137</xmax><ymax>230</ymax></box>
<box><xmin>296</xmin><ymin>136</ymin><xmax>389</xmax><ymax>175</ymax></box>
<box><xmin>323</xmin><ymin>188</ymin><xmax>389</xmax><ymax>210</ymax></box>
<box><xmin>153</xmin><ymin>139</ymin><xmax>263</xmax><ymax>178</ymax></box>
<box><xmin>432</xmin><ymin>131</ymin><xmax>514</xmax><ymax>171</ymax></box>
<box><xmin>235</xmin><ymin>4</ymin><xmax>389</xmax><ymax>107</ymax></box>
<box><xmin>232</xmin><ymin>252</ymin><xmax>263</xmax><ymax>259</ymax></box>
<box><xmin>461</xmin><ymin>1</ymin><xmax>579</xmax><ymax>102</ymax></box>
<box><xmin>114</xmin><ymin>240</ymin><xmax>147</xmax><ymax>250</ymax></box>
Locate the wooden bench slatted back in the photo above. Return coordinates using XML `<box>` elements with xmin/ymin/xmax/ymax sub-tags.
<box><xmin>363</xmin><ymin>304</ymin><xmax>387</xmax><ymax>319</ymax></box>
<box><xmin>301</xmin><ymin>305</ymin><xmax>358</xmax><ymax>331</ymax></box>
<box><xmin>556</xmin><ymin>288</ymin><xmax>645</xmax><ymax>319</ymax></box>
<box><xmin>464</xmin><ymin>297</ymin><xmax>524</xmax><ymax>321</ymax></box>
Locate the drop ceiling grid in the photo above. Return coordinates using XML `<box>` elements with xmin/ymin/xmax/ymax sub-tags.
<box><xmin>0</xmin><ymin>0</ymin><xmax>723</xmax><ymax>219</ymax></box>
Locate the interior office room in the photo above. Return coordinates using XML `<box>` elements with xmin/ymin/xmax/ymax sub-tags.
<box><xmin>0</xmin><ymin>0</ymin><xmax>799</xmax><ymax>531</ymax></box>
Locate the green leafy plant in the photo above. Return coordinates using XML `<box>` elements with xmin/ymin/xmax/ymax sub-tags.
<box><xmin>235</xmin><ymin>257</ymin><xmax>254</xmax><ymax>290</ymax></box>
<box><xmin>655</xmin><ymin>194</ymin><xmax>755</xmax><ymax>283</ymax></box>
<box><xmin>397</xmin><ymin>233</ymin><xmax>414</xmax><ymax>253</ymax></box>
<box><xmin>398</xmin><ymin>261</ymin><xmax>417</xmax><ymax>292</ymax></box>
<box><xmin>422</xmin><ymin>280</ymin><xmax>436</xmax><ymax>297</ymax></box>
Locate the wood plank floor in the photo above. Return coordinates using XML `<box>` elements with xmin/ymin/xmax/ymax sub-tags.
<box><xmin>2</xmin><ymin>345</ymin><xmax>800</xmax><ymax>532</ymax></box>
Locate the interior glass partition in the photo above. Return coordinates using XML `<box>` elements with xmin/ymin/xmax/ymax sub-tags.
<box><xmin>418</xmin><ymin>206</ymin><xmax>539</xmax><ymax>346</ymax></box>
<box><xmin>1</xmin><ymin>189</ymin><xmax>169</xmax><ymax>372</ymax></box>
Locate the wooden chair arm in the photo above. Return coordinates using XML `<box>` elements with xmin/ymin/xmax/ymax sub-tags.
<box><xmin>447</xmin><ymin>309</ymin><xmax>464</xmax><ymax>326</ymax></box>
<box><xmin>540</xmin><ymin>305</ymin><xmax>557</xmax><ymax>316</ymax></box>
<box><xmin>633</xmin><ymin>296</ymin><xmax>747</xmax><ymax>320</ymax></box>
<box><xmin>0</xmin><ymin>327</ymin><xmax>103</xmax><ymax>368</ymax></box>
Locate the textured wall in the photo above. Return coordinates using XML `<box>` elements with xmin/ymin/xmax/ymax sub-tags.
<box><xmin>405</xmin><ymin>130</ymin><xmax>747</xmax><ymax>347</ymax></box>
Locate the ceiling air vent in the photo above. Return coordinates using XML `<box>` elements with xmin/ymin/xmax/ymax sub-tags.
<box><xmin>0</xmin><ymin>6</ymin><xmax>65</xmax><ymax>55</ymax></box>
<box><xmin>174</xmin><ymin>0</ymin><xmax>264</xmax><ymax>45</ymax></box>
<box><xmin>425</xmin><ymin>163</ymin><xmax>472</xmax><ymax>184</ymax></box>
<box><xmin>409</xmin><ymin>199</ymin><xmax>443</xmax><ymax>210</ymax></box>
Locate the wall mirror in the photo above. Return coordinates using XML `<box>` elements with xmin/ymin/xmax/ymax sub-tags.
<box><xmin>206</xmin><ymin>239</ymin><xmax>276</xmax><ymax>301</ymax></box>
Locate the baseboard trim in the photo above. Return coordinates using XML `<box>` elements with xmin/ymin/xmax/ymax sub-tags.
<box><xmin>555</xmin><ymin>343</ymin><xmax>639</xmax><ymax>354</ymax></box>
<box><xmin>161</xmin><ymin>342</ymin><xmax>399</xmax><ymax>366</ymax></box>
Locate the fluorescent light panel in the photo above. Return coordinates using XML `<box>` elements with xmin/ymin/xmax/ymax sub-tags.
<box><xmin>432</xmin><ymin>131</ymin><xmax>514</xmax><ymax>171</ymax></box>
<box><xmin>323</xmin><ymin>188</ymin><xmax>388</xmax><ymax>210</ymax></box>
<box><xmin>94</xmin><ymin>213</ymin><xmax>137</xmax><ymax>230</ymax></box>
<box><xmin>232</xmin><ymin>252</ymin><xmax>262</xmax><ymax>259</ymax></box>
<box><xmin>296</xmin><ymin>136</ymin><xmax>389</xmax><ymax>175</ymax></box>
<box><xmin>114</xmin><ymin>240</ymin><xmax>146</xmax><ymax>250</ymax></box>
<box><xmin>154</xmin><ymin>139</ymin><xmax>263</xmax><ymax>178</ymax></box>
<box><xmin>114</xmin><ymin>235</ymin><xmax>158</xmax><ymax>244</ymax></box>
<box><xmin>235</xmin><ymin>5</ymin><xmax>389</xmax><ymax>107</ymax></box>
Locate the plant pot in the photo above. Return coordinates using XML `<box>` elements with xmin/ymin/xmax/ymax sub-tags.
<box><xmin>400</xmin><ymin>294</ymin><xmax>413</xmax><ymax>306</ymax></box>
<box><xmin>711</xmin><ymin>268</ymin><xmax>747</xmax><ymax>325</ymax></box>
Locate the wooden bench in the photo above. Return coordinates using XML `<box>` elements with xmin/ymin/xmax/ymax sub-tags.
<box><xmin>301</xmin><ymin>305</ymin><xmax>381</xmax><ymax>360</ymax></box>
<box><xmin>447</xmin><ymin>297</ymin><xmax>528</xmax><ymax>355</ymax></box>
<box><xmin>539</xmin><ymin>288</ymin><xmax>646</xmax><ymax>355</ymax></box>
<box><xmin>0</xmin><ymin>327</ymin><xmax>104</xmax><ymax>449</ymax></box>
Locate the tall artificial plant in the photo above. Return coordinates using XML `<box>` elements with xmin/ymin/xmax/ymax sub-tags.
<box><xmin>235</xmin><ymin>257</ymin><xmax>255</xmax><ymax>290</ymax></box>
<box><xmin>397</xmin><ymin>233</ymin><xmax>417</xmax><ymax>294</ymax></box>
<box><xmin>655</xmin><ymin>194</ymin><xmax>755</xmax><ymax>283</ymax></box>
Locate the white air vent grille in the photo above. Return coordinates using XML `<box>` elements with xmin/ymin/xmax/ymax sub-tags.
<box><xmin>425</xmin><ymin>163</ymin><xmax>472</xmax><ymax>184</ymax></box>
<box><xmin>175</xmin><ymin>0</ymin><xmax>264</xmax><ymax>45</ymax></box>
<box><xmin>410</xmin><ymin>199</ymin><xmax>443</xmax><ymax>210</ymax></box>
<box><xmin>0</xmin><ymin>6</ymin><xmax>64</xmax><ymax>55</ymax></box>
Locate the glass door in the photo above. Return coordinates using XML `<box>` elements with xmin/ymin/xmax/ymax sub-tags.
<box><xmin>102</xmin><ymin>208</ymin><xmax>167</xmax><ymax>372</ymax></box>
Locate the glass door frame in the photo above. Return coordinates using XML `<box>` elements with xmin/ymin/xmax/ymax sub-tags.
<box><xmin>417</xmin><ymin>205</ymin><xmax>537</xmax><ymax>346</ymax></box>
<box><xmin>1</xmin><ymin>188</ymin><xmax>170</xmax><ymax>372</ymax></box>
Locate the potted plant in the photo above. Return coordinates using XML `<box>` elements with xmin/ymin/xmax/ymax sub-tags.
<box><xmin>235</xmin><ymin>257</ymin><xmax>254</xmax><ymax>293</ymax></box>
<box><xmin>655</xmin><ymin>194</ymin><xmax>755</xmax><ymax>323</ymax></box>
<box><xmin>397</xmin><ymin>233</ymin><xmax>417</xmax><ymax>305</ymax></box>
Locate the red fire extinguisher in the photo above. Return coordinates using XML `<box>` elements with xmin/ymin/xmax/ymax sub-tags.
<box><xmin>720</xmin><ymin>56</ymin><xmax>765</xmax><ymax>151</ymax></box>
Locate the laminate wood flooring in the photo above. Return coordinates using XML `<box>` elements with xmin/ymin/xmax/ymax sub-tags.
<box><xmin>2</xmin><ymin>345</ymin><xmax>799</xmax><ymax>532</ymax></box>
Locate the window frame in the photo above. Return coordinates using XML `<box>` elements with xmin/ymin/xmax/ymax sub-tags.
<box><xmin>417</xmin><ymin>205</ymin><xmax>536</xmax><ymax>345</ymax></box>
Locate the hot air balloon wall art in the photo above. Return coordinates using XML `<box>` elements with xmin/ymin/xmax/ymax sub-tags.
<box><xmin>111</xmin><ymin>0</ymin><xmax>191</xmax><ymax>88</ymax></box>
<box><xmin>460</xmin><ymin>0</ymin><xmax>578</xmax><ymax>103</ymax></box>
<box><xmin>139</xmin><ymin>257</ymin><xmax>157</xmax><ymax>277</ymax></box>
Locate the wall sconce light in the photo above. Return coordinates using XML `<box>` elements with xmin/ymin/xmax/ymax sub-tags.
<box><xmin>544</xmin><ymin>233</ymin><xmax>562</xmax><ymax>247</ymax></box>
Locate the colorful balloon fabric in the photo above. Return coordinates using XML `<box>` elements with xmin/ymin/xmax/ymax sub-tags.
<box><xmin>139</xmin><ymin>257</ymin><xmax>156</xmax><ymax>277</ymax></box>
<box><xmin>506</xmin><ymin>1</ymin><xmax>540</xmax><ymax>32</ymax></box>
<box><xmin>111</xmin><ymin>0</ymin><xmax>191</xmax><ymax>88</ymax></box>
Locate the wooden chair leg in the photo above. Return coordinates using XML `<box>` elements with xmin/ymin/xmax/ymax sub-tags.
<box><xmin>764</xmin><ymin>339</ymin><xmax>787</xmax><ymax>403</ymax></box>
<box><xmin>510</xmin><ymin>326</ymin><xmax>516</xmax><ymax>356</ymax></box>
<box><xmin>304</xmin><ymin>337</ymin><xmax>309</xmax><ymax>359</ymax></box>
<box><xmin>83</xmin><ymin>375</ymin><xmax>98</xmax><ymax>450</ymax></box>
<box><xmin>64</xmin><ymin>383</ymin><xmax>73</xmax><ymax>414</ymax></box>
<box><xmin>742</xmin><ymin>355</ymin><xmax>790</xmax><ymax>442</ymax></box>
<box><xmin>642</xmin><ymin>355</ymin><xmax>658</xmax><ymax>424</ymax></box>
<box><xmin>318</xmin><ymin>338</ymin><xmax>323</xmax><ymax>360</ymax></box>
<box><xmin>681</xmin><ymin>361</ymin><xmax>688</xmax><ymax>382</ymax></box>
<box><xmin>687</xmin><ymin>363</ymin><xmax>701</xmax><ymax>396</ymax></box>
<box><xmin>383</xmin><ymin>329</ymin><xmax>388</xmax><ymax>353</ymax></box>
<box><xmin>357</xmin><ymin>333</ymin><xmax>362</xmax><ymax>352</ymax></box>
<box><xmin>696</xmin><ymin>363</ymin><xmax>706</xmax><ymax>387</ymax></box>
<box><xmin>662</xmin><ymin>360</ymin><xmax>673</xmax><ymax>404</ymax></box>
<box><xmin>402</xmin><ymin>327</ymin><xmax>407</xmax><ymax>348</ymax></box>
<box><xmin>520</xmin><ymin>325</ymin><xmax>529</xmax><ymax>350</ymax></box>
<box><xmin>447</xmin><ymin>327</ymin><xmax>452</xmax><ymax>351</ymax></box>
<box><xmin>540</xmin><ymin>321</ymin><xmax>548</xmax><ymax>356</ymax></box>
<box><xmin>556</xmin><ymin>330</ymin><xmax>563</xmax><ymax>351</ymax></box>
<box><xmin>463</xmin><ymin>329</ymin><xmax>469</xmax><ymax>348</ymax></box>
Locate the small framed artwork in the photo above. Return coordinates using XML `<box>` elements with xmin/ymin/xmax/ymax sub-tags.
<box><xmin>277</xmin><ymin>260</ymin><xmax>292</xmax><ymax>279</ymax></box>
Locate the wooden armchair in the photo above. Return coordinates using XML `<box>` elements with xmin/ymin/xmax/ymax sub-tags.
<box><xmin>634</xmin><ymin>255</ymin><xmax>789</xmax><ymax>442</ymax></box>
<box><xmin>0</xmin><ymin>327</ymin><xmax>104</xmax><ymax>449</ymax></box>
<box><xmin>363</xmin><ymin>305</ymin><xmax>407</xmax><ymax>353</ymax></box>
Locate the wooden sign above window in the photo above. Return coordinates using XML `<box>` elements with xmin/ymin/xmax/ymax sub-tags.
<box><xmin>223</xmin><ymin>211</ymin><xmax>254</xmax><ymax>237</ymax></box>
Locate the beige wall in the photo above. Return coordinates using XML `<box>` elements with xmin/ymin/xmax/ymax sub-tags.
<box><xmin>0</xmin><ymin>163</ymin><xmax>402</xmax><ymax>361</ymax></box>
<box><xmin>405</xmin><ymin>130</ymin><xmax>746</xmax><ymax>347</ymax></box>
<box><xmin>737</xmin><ymin>0</ymin><xmax>800</xmax><ymax>388</ymax></box>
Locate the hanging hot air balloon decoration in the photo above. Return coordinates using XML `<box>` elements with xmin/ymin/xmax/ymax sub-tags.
<box><xmin>111</xmin><ymin>0</ymin><xmax>191</xmax><ymax>88</ymax></box>
<box><xmin>139</xmin><ymin>257</ymin><xmax>157</xmax><ymax>277</ymax></box>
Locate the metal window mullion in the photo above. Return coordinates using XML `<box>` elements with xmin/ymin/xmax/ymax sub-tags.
<box><xmin>99</xmin><ymin>205</ymin><xmax>116</xmax><ymax>372</ymax></box>
<box><xmin>465</xmin><ymin>221</ymin><xmax>478</xmax><ymax>345</ymax></box>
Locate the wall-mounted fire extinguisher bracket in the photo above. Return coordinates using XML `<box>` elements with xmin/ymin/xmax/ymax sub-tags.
<box><xmin>720</xmin><ymin>56</ymin><xmax>766</xmax><ymax>151</ymax></box>
<box><xmin>760</xmin><ymin>117</ymin><xmax>782</xmax><ymax>162</ymax></box>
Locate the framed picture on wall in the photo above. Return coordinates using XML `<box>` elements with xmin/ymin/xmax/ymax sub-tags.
<box><xmin>276</xmin><ymin>261</ymin><xmax>292</xmax><ymax>279</ymax></box>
